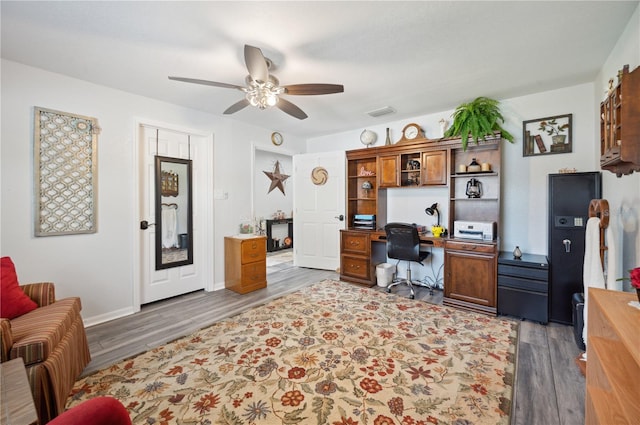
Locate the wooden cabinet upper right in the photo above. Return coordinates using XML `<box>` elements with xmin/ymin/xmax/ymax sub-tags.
<box><xmin>600</xmin><ymin>64</ymin><xmax>640</xmax><ymax>177</ymax></box>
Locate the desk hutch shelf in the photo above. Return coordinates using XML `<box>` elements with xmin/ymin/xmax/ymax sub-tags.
<box><xmin>341</xmin><ymin>135</ymin><xmax>502</xmax><ymax>312</ymax></box>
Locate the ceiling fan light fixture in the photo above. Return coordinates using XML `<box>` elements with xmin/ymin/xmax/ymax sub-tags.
<box><xmin>170</xmin><ymin>44</ymin><xmax>343</xmax><ymax>120</ymax></box>
<box><xmin>244</xmin><ymin>77</ymin><xmax>284</xmax><ymax>109</ymax></box>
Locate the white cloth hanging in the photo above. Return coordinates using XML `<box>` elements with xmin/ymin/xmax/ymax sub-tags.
<box><xmin>162</xmin><ymin>207</ymin><xmax>179</xmax><ymax>249</ymax></box>
<box><xmin>605</xmin><ymin>226</ymin><xmax>620</xmax><ymax>290</ymax></box>
<box><xmin>582</xmin><ymin>217</ymin><xmax>606</xmax><ymax>346</ymax></box>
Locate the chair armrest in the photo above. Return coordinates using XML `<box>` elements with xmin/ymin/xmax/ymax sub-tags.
<box><xmin>49</xmin><ymin>397</ymin><xmax>132</xmax><ymax>425</ymax></box>
<box><xmin>0</xmin><ymin>318</ymin><xmax>12</xmax><ymax>363</ymax></box>
<box><xmin>21</xmin><ymin>282</ymin><xmax>56</xmax><ymax>307</ymax></box>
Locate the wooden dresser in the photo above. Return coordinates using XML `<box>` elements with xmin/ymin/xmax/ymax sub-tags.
<box><xmin>585</xmin><ymin>288</ymin><xmax>639</xmax><ymax>424</ymax></box>
<box><xmin>224</xmin><ymin>235</ymin><xmax>267</xmax><ymax>294</ymax></box>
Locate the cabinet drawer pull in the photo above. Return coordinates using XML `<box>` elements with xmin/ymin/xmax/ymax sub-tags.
<box><xmin>349</xmin><ymin>241</ymin><xmax>360</xmax><ymax>246</ymax></box>
<box><xmin>350</xmin><ymin>264</ymin><xmax>361</xmax><ymax>270</ymax></box>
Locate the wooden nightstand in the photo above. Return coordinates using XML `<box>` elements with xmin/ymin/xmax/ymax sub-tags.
<box><xmin>1</xmin><ymin>357</ymin><xmax>38</xmax><ymax>425</ymax></box>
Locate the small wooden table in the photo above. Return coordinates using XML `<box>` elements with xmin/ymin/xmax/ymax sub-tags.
<box><xmin>1</xmin><ymin>357</ymin><xmax>38</xmax><ymax>425</ymax></box>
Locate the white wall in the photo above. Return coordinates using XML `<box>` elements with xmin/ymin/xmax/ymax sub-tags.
<box><xmin>0</xmin><ymin>59</ymin><xmax>305</xmax><ymax>325</ymax></box>
<box><xmin>594</xmin><ymin>4</ymin><xmax>640</xmax><ymax>288</ymax></box>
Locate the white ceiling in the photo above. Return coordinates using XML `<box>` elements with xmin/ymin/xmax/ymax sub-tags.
<box><xmin>2</xmin><ymin>1</ymin><xmax>638</xmax><ymax>138</ymax></box>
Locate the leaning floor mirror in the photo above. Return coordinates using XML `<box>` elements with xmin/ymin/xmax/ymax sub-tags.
<box><xmin>155</xmin><ymin>155</ymin><xmax>193</xmax><ymax>270</ymax></box>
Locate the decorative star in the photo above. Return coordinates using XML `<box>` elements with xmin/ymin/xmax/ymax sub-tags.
<box><xmin>263</xmin><ymin>161</ymin><xmax>290</xmax><ymax>195</ymax></box>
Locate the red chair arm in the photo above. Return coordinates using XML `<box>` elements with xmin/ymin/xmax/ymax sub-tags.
<box><xmin>50</xmin><ymin>397</ymin><xmax>131</xmax><ymax>425</ymax></box>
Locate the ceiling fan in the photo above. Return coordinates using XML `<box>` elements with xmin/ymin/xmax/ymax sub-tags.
<box><xmin>168</xmin><ymin>45</ymin><xmax>344</xmax><ymax>120</ymax></box>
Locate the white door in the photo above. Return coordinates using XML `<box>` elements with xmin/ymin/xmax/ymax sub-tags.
<box><xmin>293</xmin><ymin>151</ymin><xmax>345</xmax><ymax>270</ymax></box>
<box><xmin>140</xmin><ymin>126</ymin><xmax>206</xmax><ymax>303</ymax></box>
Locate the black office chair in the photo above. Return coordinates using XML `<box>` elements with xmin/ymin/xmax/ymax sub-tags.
<box><xmin>384</xmin><ymin>222</ymin><xmax>431</xmax><ymax>299</ymax></box>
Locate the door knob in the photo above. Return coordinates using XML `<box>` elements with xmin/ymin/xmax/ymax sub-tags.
<box><xmin>140</xmin><ymin>220</ymin><xmax>155</xmax><ymax>230</ymax></box>
<box><xmin>335</xmin><ymin>214</ymin><xmax>345</xmax><ymax>221</ymax></box>
<box><xmin>562</xmin><ymin>239</ymin><xmax>571</xmax><ymax>253</ymax></box>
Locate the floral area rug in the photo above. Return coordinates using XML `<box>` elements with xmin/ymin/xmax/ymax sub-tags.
<box><xmin>67</xmin><ymin>279</ymin><xmax>518</xmax><ymax>425</ymax></box>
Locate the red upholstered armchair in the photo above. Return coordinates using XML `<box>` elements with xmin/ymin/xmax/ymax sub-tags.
<box><xmin>49</xmin><ymin>397</ymin><xmax>132</xmax><ymax>425</ymax></box>
<box><xmin>1</xmin><ymin>279</ymin><xmax>91</xmax><ymax>424</ymax></box>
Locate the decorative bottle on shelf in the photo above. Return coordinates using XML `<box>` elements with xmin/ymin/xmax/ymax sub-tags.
<box><xmin>467</xmin><ymin>158</ymin><xmax>481</xmax><ymax>172</ymax></box>
<box><xmin>385</xmin><ymin>128</ymin><xmax>392</xmax><ymax>145</ymax></box>
<box><xmin>513</xmin><ymin>246</ymin><xmax>522</xmax><ymax>259</ymax></box>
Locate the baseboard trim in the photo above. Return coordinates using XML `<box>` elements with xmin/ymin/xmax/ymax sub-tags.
<box><xmin>83</xmin><ymin>306</ymin><xmax>137</xmax><ymax>328</ymax></box>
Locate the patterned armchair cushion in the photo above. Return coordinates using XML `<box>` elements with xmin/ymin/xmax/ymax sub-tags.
<box><xmin>0</xmin><ymin>318</ymin><xmax>12</xmax><ymax>362</ymax></box>
<box><xmin>21</xmin><ymin>282</ymin><xmax>56</xmax><ymax>307</ymax></box>
<box><xmin>1</xmin><ymin>257</ymin><xmax>38</xmax><ymax>319</ymax></box>
<box><xmin>9</xmin><ymin>298</ymin><xmax>82</xmax><ymax>366</ymax></box>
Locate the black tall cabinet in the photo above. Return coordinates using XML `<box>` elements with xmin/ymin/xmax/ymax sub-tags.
<box><xmin>548</xmin><ymin>172</ymin><xmax>602</xmax><ymax>324</ymax></box>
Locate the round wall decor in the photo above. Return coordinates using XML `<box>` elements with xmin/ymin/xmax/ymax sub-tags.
<box><xmin>311</xmin><ymin>166</ymin><xmax>329</xmax><ymax>185</ymax></box>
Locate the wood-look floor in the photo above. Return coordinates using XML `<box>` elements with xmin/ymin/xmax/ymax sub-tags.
<box><xmin>81</xmin><ymin>258</ymin><xmax>585</xmax><ymax>425</ymax></box>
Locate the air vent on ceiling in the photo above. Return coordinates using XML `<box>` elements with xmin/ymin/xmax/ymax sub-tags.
<box><xmin>367</xmin><ymin>106</ymin><xmax>396</xmax><ymax>118</ymax></box>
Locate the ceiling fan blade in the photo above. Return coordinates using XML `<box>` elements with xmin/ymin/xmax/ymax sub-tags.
<box><xmin>168</xmin><ymin>76</ymin><xmax>244</xmax><ymax>90</ymax></box>
<box><xmin>223</xmin><ymin>99</ymin><xmax>250</xmax><ymax>115</ymax></box>
<box><xmin>244</xmin><ymin>45</ymin><xmax>269</xmax><ymax>83</ymax></box>
<box><xmin>283</xmin><ymin>84</ymin><xmax>344</xmax><ymax>95</ymax></box>
<box><xmin>276</xmin><ymin>98</ymin><xmax>308</xmax><ymax>120</ymax></box>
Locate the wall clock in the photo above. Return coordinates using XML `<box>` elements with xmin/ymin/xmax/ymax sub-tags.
<box><xmin>397</xmin><ymin>123</ymin><xmax>425</xmax><ymax>143</ymax></box>
<box><xmin>271</xmin><ymin>131</ymin><xmax>283</xmax><ymax>146</ymax></box>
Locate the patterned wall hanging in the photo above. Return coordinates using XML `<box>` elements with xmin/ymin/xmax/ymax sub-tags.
<box><xmin>263</xmin><ymin>160</ymin><xmax>289</xmax><ymax>195</ymax></box>
<box><xmin>34</xmin><ymin>107</ymin><xmax>100</xmax><ymax>236</ymax></box>
<box><xmin>311</xmin><ymin>166</ymin><xmax>329</xmax><ymax>185</ymax></box>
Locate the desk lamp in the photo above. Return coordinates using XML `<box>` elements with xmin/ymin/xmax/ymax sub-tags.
<box><xmin>425</xmin><ymin>203</ymin><xmax>440</xmax><ymax>226</ymax></box>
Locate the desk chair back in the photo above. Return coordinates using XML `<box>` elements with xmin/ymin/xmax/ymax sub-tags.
<box><xmin>384</xmin><ymin>222</ymin><xmax>426</xmax><ymax>263</ymax></box>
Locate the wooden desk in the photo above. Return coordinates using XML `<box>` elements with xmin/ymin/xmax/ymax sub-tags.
<box><xmin>340</xmin><ymin>229</ymin><xmax>445</xmax><ymax>287</ymax></box>
<box><xmin>1</xmin><ymin>357</ymin><xmax>38</xmax><ymax>425</ymax></box>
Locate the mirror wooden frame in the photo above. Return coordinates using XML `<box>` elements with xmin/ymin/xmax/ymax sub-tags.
<box><xmin>154</xmin><ymin>156</ymin><xmax>193</xmax><ymax>270</ymax></box>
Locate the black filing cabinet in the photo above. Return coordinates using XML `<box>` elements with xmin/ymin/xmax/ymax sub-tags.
<box><xmin>498</xmin><ymin>252</ymin><xmax>549</xmax><ymax>324</ymax></box>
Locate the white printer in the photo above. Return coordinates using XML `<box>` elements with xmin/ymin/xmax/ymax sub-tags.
<box><xmin>453</xmin><ymin>221</ymin><xmax>496</xmax><ymax>241</ymax></box>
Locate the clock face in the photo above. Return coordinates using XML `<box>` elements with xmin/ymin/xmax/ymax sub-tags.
<box><xmin>271</xmin><ymin>132</ymin><xmax>283</xmax><ymax>146</ymax></box>
<box><xmin>404</xmin><ymin>125</ymin><xmax>419</xmax><ymax>140</ymax></box>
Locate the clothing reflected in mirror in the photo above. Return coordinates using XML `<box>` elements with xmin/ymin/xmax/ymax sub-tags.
<box><xmin>155</xmin><ymin>156</ymin><xmax>193</xmax><ymax>270</ymax></box>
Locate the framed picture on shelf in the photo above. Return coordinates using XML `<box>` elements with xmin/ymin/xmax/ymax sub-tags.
<box><xmin>522</xmin><ymin>114</ymin><xmax>572</xmax><ymax>157</ymax></box>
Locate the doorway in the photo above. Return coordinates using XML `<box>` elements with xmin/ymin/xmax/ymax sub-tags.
<box><xmin>251</xmin><ymin>144</ymin><xmax>294</xmax><ymax>245</ymax></box>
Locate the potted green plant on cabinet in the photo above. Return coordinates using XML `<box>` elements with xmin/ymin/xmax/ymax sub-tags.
<box><xmin>444</xmin><ymin>96</ymin><xmax>514</xmax><ymax>150</ymax></box>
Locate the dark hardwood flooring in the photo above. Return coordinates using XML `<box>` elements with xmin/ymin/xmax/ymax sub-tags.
<box><xmin>81</xmin><ymin>256</ymin><xmax>585</xmax><ymax>424</ymax></box>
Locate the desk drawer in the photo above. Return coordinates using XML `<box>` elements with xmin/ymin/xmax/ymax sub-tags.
<box><xmin>341</xmin><ymin>231</ymin><xmax>370</xmax><ymax>255</ymax></box>
<box><xmin>498</xmin><ymin>286</ymin><xmax>548</xmax><ymax>323</ymax></box>
<box><xmin>446</xmin><ymin>240</ymin><xmax>496</xmax><ymax>254</ymax></box>
<box><xmin>498</xmin><ymin>275</ymin><xmax>548</xmax><ymax>293</ymax></box>
<box><xmin>498</xmin><ymin>264</ymin><xmax>548</xmax><ymax>281</ymax></box>
<box><xmin>341</xmin><ymin>254</ymin><xmax>370</xmax><ymax>280</ymax></box>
